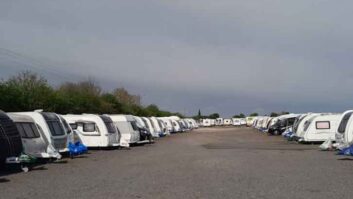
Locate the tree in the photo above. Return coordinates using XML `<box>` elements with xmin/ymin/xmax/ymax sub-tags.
<box><xmin>249</xmin><ymin>113</ymin><xmax>258</xmax><ymax>117</ymax></box>
<box><xmin>0</xmin><ymin>71</ymin><xmax>55</xmax><ymax>112</ymax></box>
<box><xmin>233</xmin><ymin>113</ymin><xmax>245</xmax><ymax>118</ymax></box>
<box><xmin>100</xmin><ymin>93</ymin><xmax>123</xmax><ymax>114</ymax></box>
<box><xmin>0</xmin><ymin>70</ymin><xmax>185</xmax><ymax>117</ymax></box>
<box><xmin>270</xmin><ymin>112</ymin><xmax>279</xmax><ymax>117</ymax></box>
<box><xmin>113</xmin><ymin>88</ymin><xmax>141</xmax><ymax>106</ymax></box>
<box><xmin>209</xmin><ymin>113</ymin><xmax>220</xmax><ymax>119</ymax></box>
<box><xmin>55</xmin><ymin>80</ymin><xmax>103</xmax><ymax>113</ymax></box>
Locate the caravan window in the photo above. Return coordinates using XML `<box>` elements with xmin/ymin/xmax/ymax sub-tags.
<box><xmin>338</xmin><ymin>112</ymin><xmax>353</xmax><ymax>133</ymax></box>
<box><xmin>142</xmin><ymin>119</ymin><xmax>150</xmax><ymax>129</ymax></box>
<box><xmin>83</xmin><ymin>123</ymin><xmax>96</xmax><ymax>132</ymax></box>
<box><xmin>288</xmin><ymin>118</ymin><xmax>296</xmax><ymax>126</ymax></box>
<box><xmin>105</xmin><ymin>122</ymin><xmax>117</xmax><ymax>134</ymax></box>
<box><xmin>316</xmin><ymin>121</ymin><xmax>330</xmax><ymax>129</ymax></box>
<box><xmin>130</xmin><ymin>121</ymin><xmax>139</xmax><ymax>131</ymax></box>
<box><xmin>70</xmin><ymin>123</ymin><xmax>78</xmax><ymax>130</ymax></box>
<box><xmin>47</xmin><ymin>121</ymin><xmax>65</xmax><ymax>136</ymax></box>
<box><xmin>61</xmin><ymin>119</ymin><xmax>72</xmax><ymax>134</ymax></box>
<box><xmin>16</xmin><ymin>123</ymin><xmax>40</xmax><ymax>138</ymax></box>
<box><xmin>303</xmin><ymin>120</ymin><xmax>312</xmax><ymax>132</ymax></box>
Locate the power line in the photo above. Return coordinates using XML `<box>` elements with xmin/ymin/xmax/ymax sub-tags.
<box><xmin>0</xmin><ymin>47</ymin><xmax>85</xmax><ymax>83</ymax></box>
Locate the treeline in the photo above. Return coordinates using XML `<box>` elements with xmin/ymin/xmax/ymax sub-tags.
<box><xmin>0</xmin><ymin>71</ymin><xmax>183</xmax><ymax>117</ymax></box>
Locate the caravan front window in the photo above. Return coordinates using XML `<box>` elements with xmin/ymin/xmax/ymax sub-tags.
<box><xmin>130</xmin><ymin>121</ymin><xmax>139</xmax><ymax>131</ymax></box>
<box><xmin>288</xmin><ymin>118</ymin><xmax>296</xmax><ymax>126</ymax></box>
<box><xmin>105</xmin><ymin>122</ymin><xmax>117</xmax><ymax>134</ymax></box>
<box><xmin>338</xmin><ymin>112</ymin><xmax>353</xmax><ymax>133</ymax></box>
<box><xmin>61</xmin><ymin>119</ymin><xmax>72</xmax><ymax>134</ymax></box>
<box><xmin>303</xmin><ymin>120</ymin><xmax>313</xmax><ymax>132</ymax></box>
<box><xmin>142</xmin><ymin>119</ymin><xmax>151</xmax><ymax>129</ymax></box>
<box><xmin>47</xmin><ymin>121</ymin><xmax>65</xmax><ymax>136</ymax></box>
<box><xmin>293</xmin><ymin>116</ymin><xmax>306</xmax><ymax>133</ymax></box>
<box><xmin>16</xmin><ymin>123</ymin><xmax>40</xmax><ymax>138</ymax></box>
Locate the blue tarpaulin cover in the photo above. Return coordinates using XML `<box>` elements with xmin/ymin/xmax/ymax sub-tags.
<box><xmin>68</xmin><ymin>142</ymin><xmax>88</xmax><ymax>157</ymax></box>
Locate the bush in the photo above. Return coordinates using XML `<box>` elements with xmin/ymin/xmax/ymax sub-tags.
<box><xmin>0</xmin><ymin>71</ymin><xmax>184</xmax><ymax>117</ymax></box>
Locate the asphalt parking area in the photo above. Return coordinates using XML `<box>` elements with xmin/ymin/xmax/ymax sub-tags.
<box><xmin>1</xmin><ymin>127</ymin><xmax>352</xmax><ymax>199</ymax></box>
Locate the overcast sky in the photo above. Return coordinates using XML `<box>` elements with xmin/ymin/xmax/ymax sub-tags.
<box><xmin>1</xmin><ymin>0</ymin><xmax>353</xmax><ymax>117</ymax></box>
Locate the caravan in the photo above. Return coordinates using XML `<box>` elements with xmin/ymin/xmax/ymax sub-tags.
<box><xmin>0</xmin><ymin>111</ymin><xmax>23</xmax><ymax>165</ymax></box>
<box><xmin>159</xmin><ymin>117</ymin><xmax>175</xmax><ymax>133</ymax></box>
<box><xmin>224</xmin><ymin>119</ymin><xmax>232</xmax><ymax>125</ymax></box>
<box><xmin>296</xmin><ymin>114</ymin><xmax>341</xmax><ymax>143</ymax></box>
<box><xmin>202</xmin><ymin>119</ymin><xmax>212</xmax><ymax>127</ymax></box>
<box><xmin>335</xmin><ymin>110</ymin><xmax>353</xmax><ymax>147</ymax></box>
<box><xmin>232</xmin><ymin>118</ymin><xmax>242</xmax><ymax>126</ymax></box>
<box><xmin>292</xmin><ymin>114</ymin><xmax>319</xmax><ymax>140</ymax></box>
<box><xmin>246</xmin><ymin>117</ymin><xmax>255</xmax><ymax>127</ymax></box>
<box><xmin>133</xmin><ymin>116</ymin><xmax>153</xmax><ymax>143</ymax></box>
<box><xmin>16</xmin><ymin>111</ymin><xmax>69</xmax><ymax>153</ymax></box>
<box><xmin>216</xmin><ymin>118</ymin><xmax>224</xmax><ymax>126</ymax></box>
<box><xmin>158</xmin><ymin>118</ymin><xmax>170</xmax><ymax>135</ymax></box>
<box><xmin>142</xmin><ymin>117</ymin><xmax>159</xmax><ymax>137</ymax></box>
<box><xmin>8</xmin><ymin>113</ymin><xmax>53</xmax><ymax>159</ymax></box>
<box><xmin>170</xmin><ymin>118</ymin><xmax>182</xmax><ymax>132</ymax></box>
<box><xmin>268</xmin><ymin>114</ymin><xmax>298</xmax><ymax>135</ymax></box>
<box><xmin>62</xmin><ymin>114</ymin><xmax>119</xmax><ymax>148</ymax></box>
<box><xmin>150</xmin><ymin>117</ymin><xmax>165</xmax><ymax>136</ymax></box>
<box><xmin>108</xmin><ymin>115</ymin><xmax>140</xmax><ymax>147</ymax></box>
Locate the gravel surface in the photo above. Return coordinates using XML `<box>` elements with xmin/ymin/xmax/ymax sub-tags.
<box><xmin>1</xmin><ymin>127</ymin><xmax>352</xmax><ymax>199</ymax></box>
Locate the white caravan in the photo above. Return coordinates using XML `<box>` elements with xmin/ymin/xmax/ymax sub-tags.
<box><xmin>134</xmin><ymin>116</ymin><xmax>147</xmax><ymax>129</ymax></box>
<box><xmin>157</xmin><ymin>118</ymin><xmax>170</xmax><ymax>135</ymax></box>
<box><xmin>240</xmin><ymin>118</ymin><xmax>247</xmax><ymax>126</ymax></box>
<box><xmin>216</xmin><ymin>118</ymin><xmax>224</xmax><ymax>126</ymax></box>
<box><xmin>336</xmin><ymin>110</ymin><xmax>353</xmax><ymax>146</ymax></box>
<box><xmin>260</xmin><ymin>117</ymin><xmax>272</xmax><ymax>130</ymax></box>
<box><xmin>296</xmin><ymin>114</ymin><xmax>341</xmax><ymax>143</ymax></box>
<box><xmin>109</xmin><ymin>115</ymin><xmax>140</xmax><ymax>146</ymax></box>
<box><xmin>171</xmin><ymin>119</ymin><xmax>182</xmax><ymax>132</ymax></box>
<box><xmin>15</xmin><ymin>111</ymin><xmax>68</xmax><ymax>153</ymax></box>
<box><xmin>150</xmin><ymin>117</ymin><xmax>165</xmax><ymax>136</ymax></box>
<box><xmin>142</xmin><ymin>117</ymin><xmax>159</xmax><ymax>137</ymax></box>
<box><xmin>168</xmin><ymin>116</ymin><xmax>183</xmax><ymax>132</ymax></box>
<box><xmin>293</xmin><ymin>114</ymin><xmax>319</xmax><ymax>139</ymax></box>
<box><xmin>246</xmin><ymin>117</ymin><xmax>255</xmax><ymax>126</ymax></box>
<box><xmin>202</xmin><ymin>119</ymin><xmax>212</xmax><ymax>127</ymax></box>
<box><xmin>210</xmin><ymin>119</ymin><xmax>216</xmax><ymax>126</ymax></box>
<box><xmin>62</xmin><ymin>114</ymin><xmax>119</xmax><ymax>148</ymax></box>
<box><xmin>224</xmin><ymin>119</ymin><xmax>232</xmax><ymax>125</ymax></box>
<box><xmin>133</xmin><ymin>116</ymin><xmax>153</xmax><ymax>143</ymax></box>
<box><xmin>159</xmin><ymin>117</ymin><xmax>174</xmax><ymax>133</ymax></box>
<box><xmin>184</xmin><ymin>119</ymin><xmax>195</xmax><ymax>130</ymax></box>
<box><xmin>255</xmin><ymin>117</ymin><xmax>265</xmax><ymax>129</ymax></box>
<box><xmin>232</xmin><ymin>118</ymin><xmax>242</xmax><ymax>126</ymax></box>
<box><xmin>190</xmin><ymin>119</ymin><xmax>199</xmax><ymax>128</ymax></box>
<box><xmin>8</xmin><ymin>113</ymin><xmax>57</xmax><ymax>159</ymax></box>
